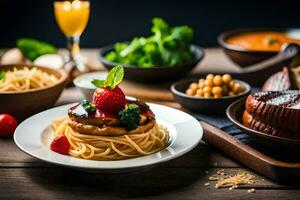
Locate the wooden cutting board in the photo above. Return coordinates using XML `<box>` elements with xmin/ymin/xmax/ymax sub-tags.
<box><xmin>201</xmin><ymin>121</ymin><xmax>300</xmax><ymax>183</ymax></box>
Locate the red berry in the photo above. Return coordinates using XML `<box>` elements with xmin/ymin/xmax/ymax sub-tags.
<box><xmin>0</xmin><ymin>114</ymin><xmax>17</xmax><ymax>137</ymax></box>
<box><xmin>92</xmin><ymin>86</ymin><xmax>126</xmax><ymax>113</ymax></box>
<box><xmin>50</xmin><ymin>136</ymin><xmax>70</xmax><ymax>155</ymax></box>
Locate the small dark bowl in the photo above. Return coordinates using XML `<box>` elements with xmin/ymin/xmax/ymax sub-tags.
<box><xmin>218</xmin><ymin>28</ymin><xmax>300</xmax><ymax>67</ymax></box>
<box><xmin>99</xmin><ymin>44</ymin><xmax>204</xmax><ymax>83</ymax></box>
<box><xmin>171</xmin><ymin>79</ymin><xmax>251</xmax><ymax>114</ymax></box>
<box><xmin>227</xmin><ymin>97</ymin><xmax>300</xmax><ymax>149</ymax></box>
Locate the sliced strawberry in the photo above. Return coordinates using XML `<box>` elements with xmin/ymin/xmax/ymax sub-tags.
<box><xmin>50</xmin><ymin>135</ymin><xmax>70</xmax><ymax>155</ymax></box>
<box><xmin>92</xmin><ymin>86</ymin><xmax>126</xmax><ymax>114</ymax></box>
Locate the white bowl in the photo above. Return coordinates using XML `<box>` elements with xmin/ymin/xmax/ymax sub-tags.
<box><xmin>73</xmin><ymin>71</ymin><xmax>108</xmax><ymax>101</ymax></box>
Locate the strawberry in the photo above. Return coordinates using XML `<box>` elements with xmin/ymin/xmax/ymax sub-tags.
<box><xmin>91</xmin><ymin>65</ymin><xmax>126</xmax><ymax>114</ymax></box>
<box><xmin>93</xmin><ymin>86</ymin><xmax>125</xmax><ymax>113</ymax></box>
<box><xmin>50</xmin><ymin>135</ymin><xmax>70</xmax><ymax>155</ymax></box>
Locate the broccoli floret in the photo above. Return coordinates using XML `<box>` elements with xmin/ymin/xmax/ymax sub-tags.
<box><xmin>118</xmin><ymin>104</ymin><xmax>141</xmax><ymax>130</ymax></box>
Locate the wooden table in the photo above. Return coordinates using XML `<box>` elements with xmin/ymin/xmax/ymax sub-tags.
<box><xmin>1</xmin><ymin>49</ymin><xmax>300</xmax><ymax>200</ymax></box>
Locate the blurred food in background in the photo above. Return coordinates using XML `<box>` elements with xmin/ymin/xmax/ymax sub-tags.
<box><xmin>227</xmin><ymin>31</ymin><xmax>300</xmax><ymax>52</ymax></box>
<box><xmin>1</xmin><ymin>38</ymin><xmax>64</xmax><ymax>69</ymax></box>
<box><xmin>105</xmin><ymin>17</ymin><xmax>194</xmax><ymax>68</ymax></box>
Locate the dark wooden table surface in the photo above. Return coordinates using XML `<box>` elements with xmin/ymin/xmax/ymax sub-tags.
<box><xmin>1</xmin><ymin>49</ymin><xmax>300</xmax><ymax>200</ymax></box>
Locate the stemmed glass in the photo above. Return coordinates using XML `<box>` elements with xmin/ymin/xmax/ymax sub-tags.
<box><xmin>53</xmin><ymin>0</ymin><xmax>90</xmax><ymax>71</ymax></box>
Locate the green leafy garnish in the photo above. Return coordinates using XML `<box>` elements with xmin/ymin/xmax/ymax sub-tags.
<box><xmin>265</xmin><ymin>36</ymin><xmax>279</xmax><ymax>46</ymax></box>
<box><xmin>0</xmin><ymin>71</ymin><xmax>5</xmax><ymax>80</ymax></box>
<box><xmin>17</xmin><ymin>38</ymin><xmax>57</xmax><ymax>61</ymax></box>
<box><xmin>80</xmin><ymin>100</ymin><xmax>96</xmax><ymax>113</ymax></box>
<box><xmin>118</xmin><ymin>104</ymin><xmax>141</xmax><ymax>131</ymax></box>
<box><xmin>91</xmin><ymin>65</ymin><xmax>124</xmax><ymax>90</ymax></box>
<box><xmin>105</xmin><ymin>17</ymin><xmax>194</xmax><ymax>67</ymax></box>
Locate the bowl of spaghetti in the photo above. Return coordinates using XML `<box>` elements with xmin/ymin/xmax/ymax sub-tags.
<box><xmin>0</xmin><ymin>64</ymin><xmax>68</xmax><ymax>120</ymax></box>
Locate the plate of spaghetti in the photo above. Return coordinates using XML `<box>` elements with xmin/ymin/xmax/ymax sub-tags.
<box><xmin>14</xmin><ymin>66</ymin><xmax>202</xmax><ymax>171</ymax></box>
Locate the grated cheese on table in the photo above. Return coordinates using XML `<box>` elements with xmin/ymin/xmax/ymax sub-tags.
<box><xmin>215</xmin><ymin>172</ymin><xmax>255</xmax><ymax>189</ymax></box>
<box><xmin>248</xmin><ymin>188</ymin><xmax>256</xmax><ymax>193</ymax></box>
<box><xmin>208</xmin><ymin>170</ymin><xmax>256</xmax><ymax>191</ymax></box>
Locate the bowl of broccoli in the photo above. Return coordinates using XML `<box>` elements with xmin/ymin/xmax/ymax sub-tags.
<box><xmin>99</xmin><ymin>18</ymin><xmax>204</xmax><ymax>83</ymax></box>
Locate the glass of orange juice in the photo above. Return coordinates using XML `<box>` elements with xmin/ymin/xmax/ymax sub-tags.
<box><xmin>54</xmin><ymin>0</ymin><xmax>90</xmax><ymax>71</ymax></box>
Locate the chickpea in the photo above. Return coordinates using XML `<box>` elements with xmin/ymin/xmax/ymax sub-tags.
<box><xmin>213</xmin><ymin>75</ymin><xmax>223</xmax><ymax>86</ymax></box>
<box><xmin>203</xmin><ymin>86</ymin><xmax>212</xmax><ymax>94</ymax></box>
<box><xmin>204</xmin><ymin>92</ymin><xmax>211</xmax><ymax>98</ymax></box>
<box><xmin>196</xmin><ymin>89</ymin><xmax>204</xmax><ymax>96</ymax></box>
<box><xmin>198</xmin><ymin>81</ymin><xmax>205</xmax><ymax>89</ymax></box>
<box><xmin>214</xmin><ymin>94</ymin><xmax>222</xmax><ymax>98</ymax></box>
<box><xmin>212</xmin><ymin>86</ymin><xmax>223</xmax><ymax>95</ymax></box>
<box><xmin>228</xmin><ymin>91</ymin><xmax>235</xmax><ymax>96</ymax></box>
<box><xmin>222</xmin><ymin>85</ymin><xmax>229</xmax><ymax>94</ymax></box>
<box><xmin>204</xmin><ymin>79</ymin><xmax>214</xmax><ymax>87</ymax></box>
<box><xmin>189</xmin><ymin>82</ymin><xmax>199</xmax><ymax>90</ymax></box>
<box><xmin>186</xmin><ymin>88</ymin><xmax>196</xmax><ymax>96</ymax></box>
<box><xmin>239</xmin><ymin>85</ymin><xmax>245</xmax><ymax>93</ymax></box>
<box><xmin>222</xmin><ymin>74</ymin><xmax>232</xmax><ymax>84</ymax></box>
<box><xmin>198</xmin><ymin>78</ymin><xmax>205</xmax><ymax>84</ymax></box>
<box><xmin>206</xmin><ymin>74</ymin><xmax>214</xmax><ymax>80</ymax></box>
<box><xmin>232</xmin><ymin>83</ymin><xmax>241</xmax><ymax>93</ymax></box>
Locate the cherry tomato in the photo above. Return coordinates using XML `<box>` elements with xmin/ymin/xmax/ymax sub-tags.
<box><xmin>0</xmin><ymin>114</ymin><xmax>17</xmax><ymax>137</ymax></box>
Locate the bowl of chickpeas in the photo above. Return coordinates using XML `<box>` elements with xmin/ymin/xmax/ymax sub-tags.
<box><xmin>171</xmin><ymin>74</ymin><xmax>251</xmax><ymax>114</ymax></box>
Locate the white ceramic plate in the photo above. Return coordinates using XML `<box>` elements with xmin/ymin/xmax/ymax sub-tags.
<box><xmin>14</xmin><ymin>103</ymin><xmax>202</xmax><ymax>172</ymax></box>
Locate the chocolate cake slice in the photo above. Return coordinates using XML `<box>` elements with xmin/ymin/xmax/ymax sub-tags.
<box><xmin>243</xmin><ymin>90</ymin><xmax>300</xmax><ymax>138</ymax></box>
<box><xmin>243</xmin><ymin>110</ymin><xmax>299</xmax><ymax>139</ymax></box>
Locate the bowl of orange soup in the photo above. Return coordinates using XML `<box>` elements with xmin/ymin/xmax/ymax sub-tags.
<box><xmin>218</xmin><ymin>28</ymin><xmax>300</xmax><ymax>67</ymax></box>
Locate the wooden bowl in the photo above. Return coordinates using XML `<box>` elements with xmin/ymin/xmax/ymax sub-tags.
<box><xmin>99</xmin><ymin>44</ymin><xmax>205</xmax><ymax>83</ymax></box>
<box><xmin>171</xmin><ymin>79</ymin><xmax>251</xmax><ymax>114</ymax></box>
<box><xmin>226</xmin><ymin>97</ymin><xmax>300</xmax><ymax>149</ymax></box>
<box><xmin>218</xmin><ymin>28</ymin><xmax>300</xmax><ymax>67</ymax></box>
<box><xmin>0</xmin><ymin>64</ymin><xmax>68</xmax><ymax>120</ymax></box>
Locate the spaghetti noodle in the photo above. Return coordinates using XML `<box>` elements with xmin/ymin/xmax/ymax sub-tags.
<box><xmin>52</xmin><ymin>118</ymin><xmax>169</xmax><ymax>160</ymax></box>
<box><xmin>0</xmin><ymin>67</ymin><xmax>58</xmax><ymax>92</ymax></box>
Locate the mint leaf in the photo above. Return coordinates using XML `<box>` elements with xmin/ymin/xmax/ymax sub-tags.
<box><xmin>91</xmin><ymin>79</ymin><xmax>107</xmax><ymax>88</ymax></box>
<box><xmin>106</xmin><ymin>65</ymin><xmax>124</xmax><ymax>89</ymax></box>
<box><xmin>0</xmin><ymin>71</ymin><xmax>5</xmax><ymax>80</ymax></box>
<box><xmin>91</xmin><ymin>65</ymin><xmax>124</xmax><ymax>90</ymax></box>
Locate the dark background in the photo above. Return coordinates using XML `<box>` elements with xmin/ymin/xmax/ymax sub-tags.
<box><xmin>1</xmin><ymin>0</ymin><xmax>300</xmax><ymax>48</ymax></box>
